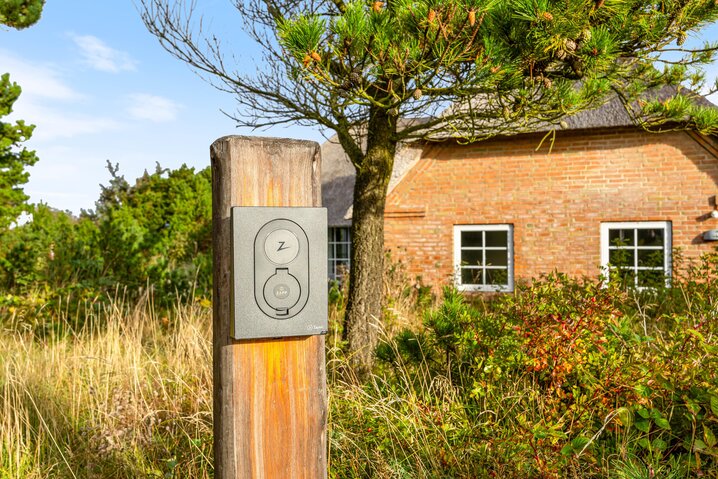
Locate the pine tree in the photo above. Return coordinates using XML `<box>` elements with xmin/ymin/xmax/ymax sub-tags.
<box><xmin>141</xmin><ymin>0</ymin><xmax>718</xmax><ymax>373</ymax></box>
<box><xmin>0</xmin><ymin>74</ymin><xmax>38</xmax><ymax>230</ymax></box>
<box><xmin>0</xmin><ymin>0</ymin><xmax>44</xmax><ymax>29</ymax></box>
<box><xmin>0</xmin><ymin>0</ymin><xmax>45</xmax><ymax>229</ymax></box>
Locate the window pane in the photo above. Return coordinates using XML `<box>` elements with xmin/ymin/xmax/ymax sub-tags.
<box><xmin>337</xmin><ymin>227</ymin><xmax>350</xmax><ymax>242</ymax></box>
<box><xmin>461</xmin><ymin>249</ymin><xmax>483</xmax><ymax>266</ymax></box>
<box><xmin>609</xmin><ymin>229</ymin><xmax>634</xmax><ymax>246</ymax></box>
<box><xmin>485</xmin><ymin>249</ymin><xmax>508</xmax><ymax>267</ymax></box>
<box><xmin>609</xmin><ymin>249</ymin><xmax>634</xmax><ymax>267</ymax></box>
<box><xmin>486</xmin><ymin>268</ymin><xmax>509</xmax><ymax>286</ymax></box>
<box><xmin>461</xmin><ymin>231</ymin><xmax>483</xmax><ymax>247</ymax></box>
<box><xmin>485</xmin><ymin>230</ymin><xmax>507</xmax><ymax>247</ymax></box>
<box><xmin>638</xmin><ymin>270</ymin><xmax>666</xmax><ymax>288</ymax></box>
<box><xmin>637</xmin><ymin>228</ymin><xmax>663</xmax><ymax>247</ymax></box>
<box><xmin>638</xmin><ymin>249</ymin><xmax>664</xmax><ymax>268</ymax></box>
<box><xmin>457</xmin><ymin>225</ymin><xmax>513</xmax><ymax>290</ymax></box>
<box><xmin>336</xmin><ymin>243</ymin><xmax>349</xmax><ymax>260</ymax></box>
<box><xmin>461</xmin><ymin>268</ymin><xmax>483</xmax><ymax>285</ymax></box>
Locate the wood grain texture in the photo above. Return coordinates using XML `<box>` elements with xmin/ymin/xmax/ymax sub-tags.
<box><xmin>211</xmin><ymin>136</ymin><xmax>326</xmax><ymax>479</ymax></box>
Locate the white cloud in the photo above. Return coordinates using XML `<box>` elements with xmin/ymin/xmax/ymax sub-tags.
<box><xmin>71</xmin><ymin>34</ymin><xmax>137</xmax><ymax>73</ymax></box>
<box><xmin>126</xmin><ymin>93</ymin><xmax>182</xmax><ymax>122</ymax></box>
<box><xmin>0</xmin><ymin>49</ymin><xmax>123</xmax><ymax>140</ymax></box>
<box><xmin>0</xmin><ymin>49</ymin><xmax>83</xmax><ymax>101</ymax></box>
<box><xmin>19</xmin><ymin>101</ymin><xmax>123</xmax><ymax>141</ymax></box>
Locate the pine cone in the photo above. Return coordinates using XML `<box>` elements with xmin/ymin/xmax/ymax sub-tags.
<box><xmin>310</xmin><ymin>51</ymin><xmax>322</xmax><ymax>62</ymax></box>
<box><xmin>468</xmin><ymin>9</ymin><xmax>476</xmax><ymax>26</ymax></box>
<box><xmin>372</xmin><ymin>1</ymin><xmax>383</xmax><ymax>13</ymax></box>
<box><xmin>579</xmin><ymin>28</ymin><xmax>592</xmax><ymax>42</ymax></box>
<box><xmin>677</xmin><ymin>31</ymin><xmax>686</xmax><ymax>46</ymax></box>
<box><xmin>302</xmin><ymin>54</ymin><xmax>312</xmax><ymax>67</ymax></box>
<box><xmin>428</xmin><ymin>9</ymin><xmax>437</xmax><ymax>23</ymax></box>
<box><xmin>564</xmin><ymin>39</ymin><xmax>577</xmax><ymax>52</ymax></box>
<box><xmin>541</xmin><ymin>11</ymin><xmax>554</xmax><ymax>22</ymax></box>
<box><xmin>350</xmin><ymin>71</ymin><xmax>362</xmax><ymax>85</ymax></box>
<box><xmin>556</xmin><ymin>49</ymin><xmax>567</xmax><ymax>60</ymax></box>
<box><xmin>413</xmin><ymin>88</ymin><xmax>423</xmax><ymax>100</ymax></box>
<box><xmin>542</xmin><ymin>76</ymin><xmax>552</xmax><ymax>89</ymax></box>
<box><xmin>388</xmin><ymin>107</ymin><xmax>399</xmax><ymax>117</ymax></box>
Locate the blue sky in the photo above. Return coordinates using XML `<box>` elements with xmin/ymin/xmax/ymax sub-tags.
<box><xmin>1</xmin><ymin>1</ymin><xmax>323</xmax><ymax>215</ymax></box>
<box><xmin>2</xmin><ymin>2</ymin><xmax>717</xmax><ymax>215</ymax></box>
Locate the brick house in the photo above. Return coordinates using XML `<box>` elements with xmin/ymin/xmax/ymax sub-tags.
<box><xmin>321</xmin><ymin>96</ymin><xmax>718</xmax><ymax>292</ymax></box>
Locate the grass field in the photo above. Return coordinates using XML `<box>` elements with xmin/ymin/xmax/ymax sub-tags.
<box><xmin>0</xmin><ymin>293</ymin><xmax>213</xmax><ymax>478</ymax></box>
<box><xmin>2</xmin><ymin>262</ymin><xmax>718</xmax><ymax>478</ymax></box>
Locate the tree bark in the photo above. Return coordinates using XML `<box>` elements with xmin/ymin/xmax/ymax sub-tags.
<box><xmin>344</xmin><ymin>107</ymin><xmax>396</xmax><ymax>376</ymax></box>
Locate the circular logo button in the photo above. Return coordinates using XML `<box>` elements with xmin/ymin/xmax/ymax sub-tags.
<box><xmin>264</xmin><ymin>229</ymin><xmax>299</xmax><ymax>264</ymax></box>
<box><xmin>273</xmin><ymin>283</ymin><xmax>290</xmax><ymax>299</ymax></box>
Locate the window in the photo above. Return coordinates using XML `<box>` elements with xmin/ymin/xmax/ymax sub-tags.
<box><xmin>454</xmin><ymin>224</ymin><xmax>514</xmax><ymax>292</ymax></box>
<box><xmin>328</xmin><ymin>227</ymin><xmax>351</xmax><ymax>281</ymax></box>
<box><xmin>600</xmin><ymin>221</ymin><xmax>672</xmax><ymax>288</ymax></box>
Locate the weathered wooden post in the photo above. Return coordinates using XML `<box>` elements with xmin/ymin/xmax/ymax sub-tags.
<box><xmin>211</xmin><ymin>136</ymin><xmax>327</xmax><ymax>478</ymax></box>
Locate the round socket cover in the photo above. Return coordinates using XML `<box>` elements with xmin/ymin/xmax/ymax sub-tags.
<box><xmin>263</xmin><ymin>269</ymin><xmax>301</xmax><ymax>314</ymax></box>
<box><xmin>264</xmin><ymin>229</ymin><xmax>300</xmax><ymax>264</ymax></box>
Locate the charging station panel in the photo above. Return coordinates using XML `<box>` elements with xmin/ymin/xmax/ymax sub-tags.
<box><xmin>230</xmin><ymin>207</ymin><xmax>328</xmax><ymax>339</ymax></box>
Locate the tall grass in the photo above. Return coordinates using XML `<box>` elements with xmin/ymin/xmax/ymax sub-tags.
<box><xmin>2</xmin><ymin>253</ymin><xmax>718</xmax><ymax>478</ymax></box>
<box><xmin>0</xmin><ymin>291</ymin><xmax>213</xmax><ymax>478</ymax></box>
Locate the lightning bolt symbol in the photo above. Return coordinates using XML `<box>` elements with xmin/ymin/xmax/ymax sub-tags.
<box><xmin>277</xmin><ymin>241</ymin><xmax>289</xmax><ymax>252</ymax></box>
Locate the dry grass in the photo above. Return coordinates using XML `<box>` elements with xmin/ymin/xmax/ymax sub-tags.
<box><xmin>0</xmin><ymin>292</ymin><xmax>213</xmax><ymax>478</ymax></box>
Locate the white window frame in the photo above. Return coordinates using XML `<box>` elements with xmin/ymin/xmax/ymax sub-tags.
<box><xmin>600</xmin><ymin>221</ymin><xmax>672</xmax><ymax>289</ymax></box>
<box><xmin>328</xmin><ymin>227</ymin><xmax>351</xmax><ymax>281</ymax></box>
<box><xmin>453</xmin><ymin>224</ymin><xmax>514</xmax><ymax>292</ymax></box>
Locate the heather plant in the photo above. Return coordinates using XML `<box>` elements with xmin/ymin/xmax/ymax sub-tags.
<box><xmin>360</xmin><ymin>261</ymin><xmax>718</xmax><ymax>478</ymax></box>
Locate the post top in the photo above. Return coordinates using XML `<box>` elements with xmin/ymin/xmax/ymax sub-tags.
<box><xmin>211</xmin><ymin>135</ymin><xmax>320</xmax><ymax>150</ymax></box>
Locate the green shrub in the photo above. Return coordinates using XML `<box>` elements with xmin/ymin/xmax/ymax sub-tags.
<box><xmin>355</xmin><ymin>262</ymin><xmax>718</xmax><ymax>478</ymax></box>
<box><xmin>0</xmin><ymin>163</ymin><xmax>213</xmax><ymax>329</ymax></box>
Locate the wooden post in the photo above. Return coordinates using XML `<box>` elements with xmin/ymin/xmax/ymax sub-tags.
<box><xmin>210</xmin><ymin>136</ymin><xmax>326</xmax><ymax>479</ymax></box>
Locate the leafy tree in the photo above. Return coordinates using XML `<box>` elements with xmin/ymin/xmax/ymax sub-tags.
<box><xmin>140</xmin><ymin>0</ymin><xmax>718</xmax><ymax>372</ymax></box>
<box><xmin>0</xmin><ymin>163</ymin><xmax>212</xmax><ymax>308</ymax></box>
<box><xmin>0</xmin><ymin>73</ymin><xmax>38</xmax><ymax>230</ymax></box>
<box><xmin>0</xmin><ymin>204</ymin><xmax>101</xmax><ymax>290</ymax></box>
<box><xmin>0</xmin><ymin>0</ymin><xmax>44</xmax><ymax>29</ymax></box>
<box><xmin>92</xmin><ymin>162</ymin><xmax>213</xmax><ymax>304</ymax></box>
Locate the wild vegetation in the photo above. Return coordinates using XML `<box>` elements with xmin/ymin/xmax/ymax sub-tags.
<box><xmin>0</xmin><ymin>163</ymin><xmax>212</xmax><ymax>320</ymax></box>
<box><xmin>2</xmin><ymin>238</ymin><xmax>717</xmax><ymax>477</ymax></box>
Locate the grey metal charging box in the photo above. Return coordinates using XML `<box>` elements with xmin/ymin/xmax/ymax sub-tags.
<box><xmin>230</xmin><ymin>207</ymin><xmax>328</xmax><ymax>339</ymax></box>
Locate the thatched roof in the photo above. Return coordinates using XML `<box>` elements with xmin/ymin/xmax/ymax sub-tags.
<box><xmin>321</xmin><ymin>137</ymin><xmax>423</xmax><ymax>227</ymax></box>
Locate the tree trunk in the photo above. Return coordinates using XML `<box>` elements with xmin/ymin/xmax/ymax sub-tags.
<box><xmin>344</xmin><ymin>107</ymin><xmax>396</xmax><ymax>376</ymax></box>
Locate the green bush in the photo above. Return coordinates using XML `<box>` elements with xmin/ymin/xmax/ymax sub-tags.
<box><xmin>0</xmin><ymin>163</ymin><xmax>213</xmax><ymax>328</ymax></box>
<box><xmin>332</xmin><ymin>257</ymin><xmax>718</xmax><ymax>478</ymax></box>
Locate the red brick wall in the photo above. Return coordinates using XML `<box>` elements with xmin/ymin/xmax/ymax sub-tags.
<box><xmin>383</xmin><ymin>128</ymin><xmax>718</xmax><ymax>288</ymax></box>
